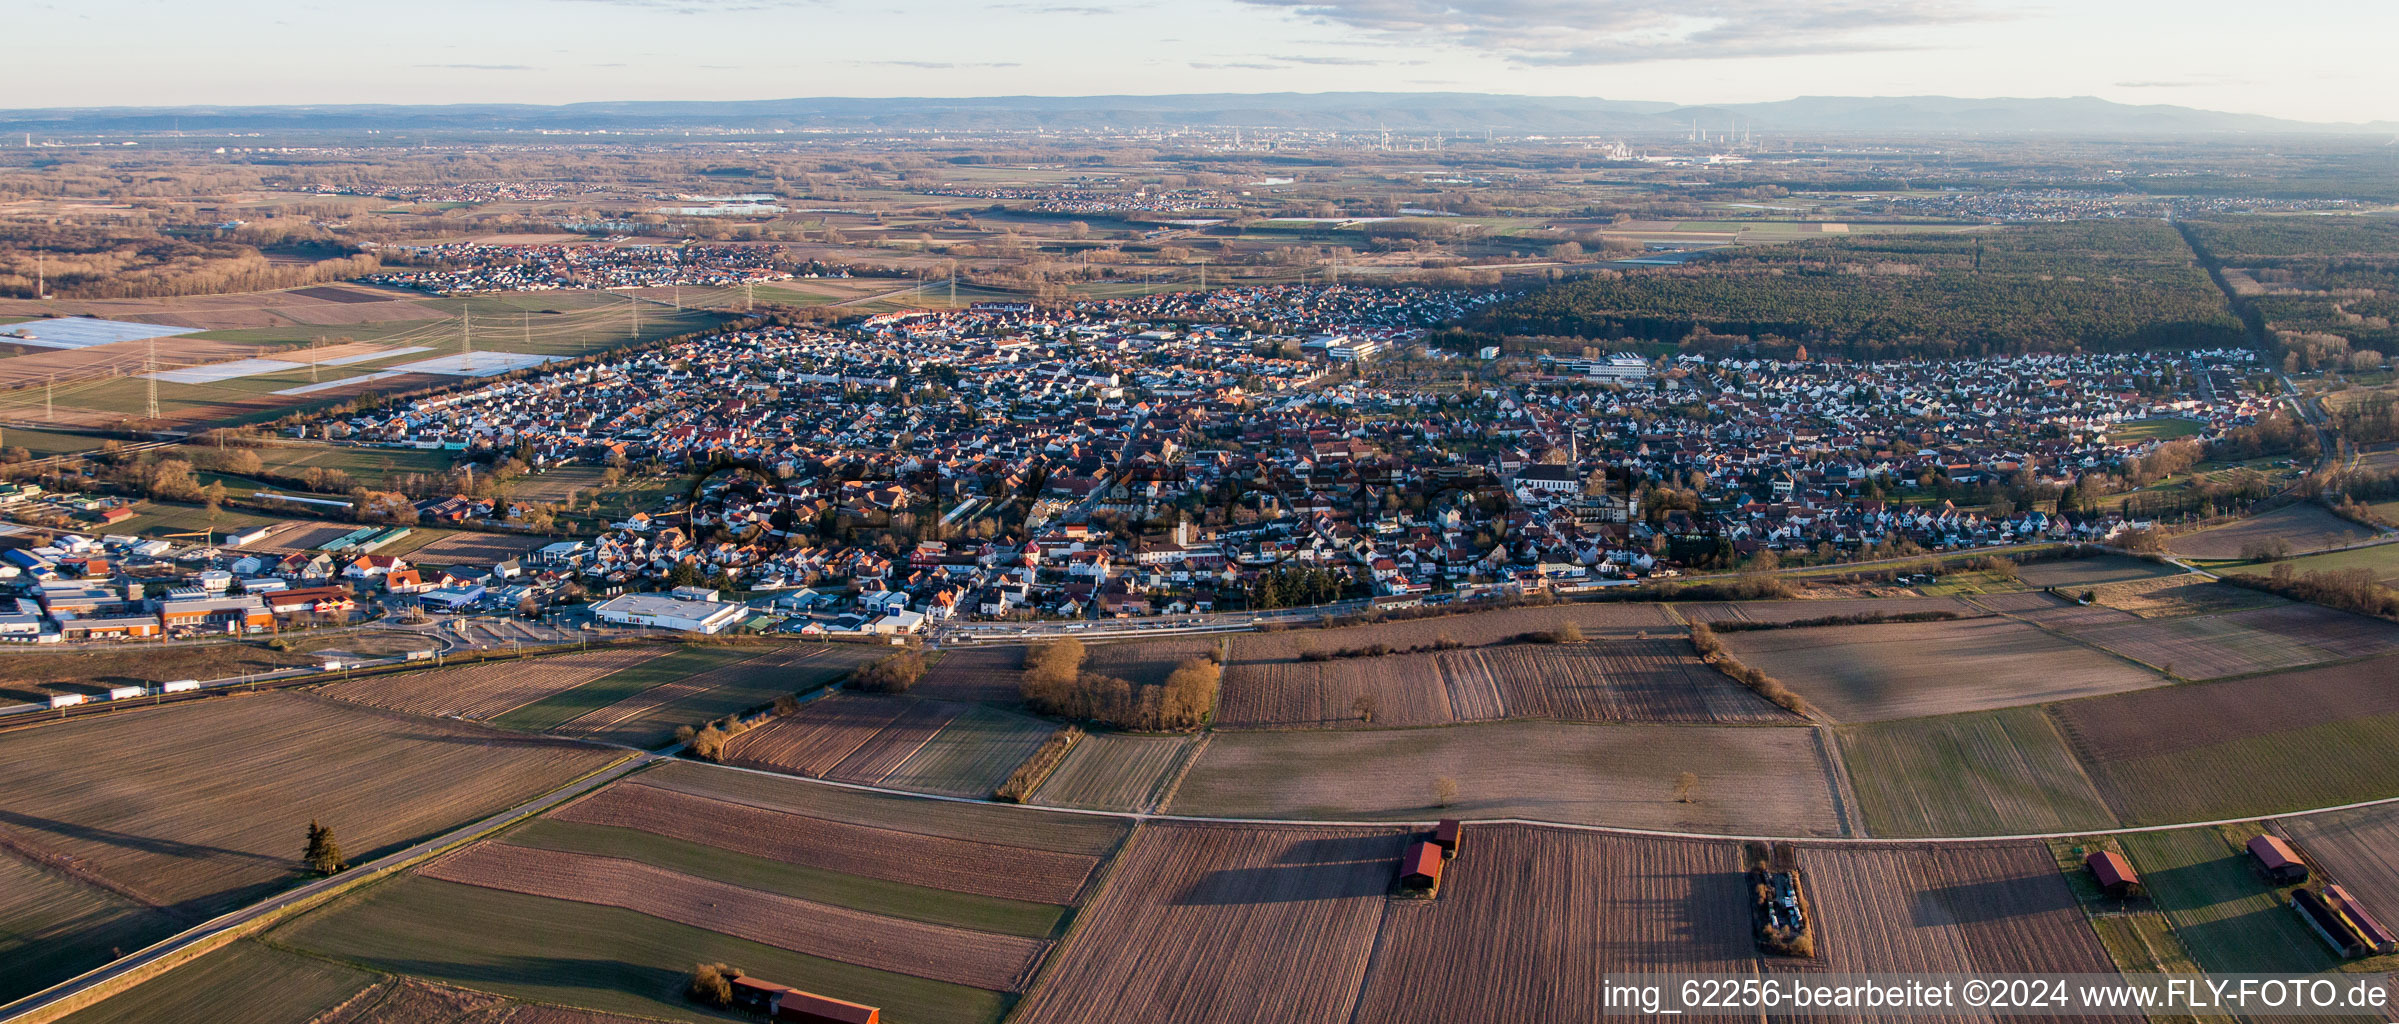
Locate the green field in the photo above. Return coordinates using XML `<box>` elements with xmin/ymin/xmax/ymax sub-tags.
<box><xmin>0</xmin><ymin>853</ymin><xmax>178</xmax><ymax>1004</ymax></box>
<box><xmin>879</xmin><ymin>707</ymin><xmax>1060</xmax><ymax>799</ymax></box>
<box><xmin>490</xmin><ymin>645</ymin><xmax>766</xmax><ymax>733</ymax></box>
<box><xmin>571</xmin><ymin>644</ymin><xmax>881</xmax><ymax>749</ymax></box>
<box><xmin>2108</xmin><ymin>418</ymin><xmax>2206</xmax><ymax>442</ymax></box>
<box><xmin>1028</xmin><ymin>733</ymin><xmax>1192</xmax><ymax>812</ymax></box>
<box><xmin>0</xmin><ymin>426</ymin><xmax>116</xmax><ymax>458</ymax></box>
<box><xmin>503</xmin><ymin>818</ymin><xmax>1067</xmax><ymax>937</ymax></box>
<box><xmin>1839</xmin><ymin>707</ymin><xmax>2119</xmax><ymax>837</ymax></box>
<box><xmin>116</xmin><ymin>500</ymin><xmax>293</xmax><ymax>539</ymax></box>
<box><xmin>273</xmin><ymin>875</ymin><xmax>1008</xmax><ymax>1024</ymax></box>
<box><xmin>2219</xmin><ymin>542</ymin><xmax>2399</xmax><ymax>585</ymax></box>
<box><xmin>2085</xmin><ymin>711</ymin><xmax>2399</xmax><ymax>826</ymax></box>
<box><xmin>58</xmin><ymin>940</ymin><xmax>378</xmax><ymax>1024</ymax></box>
<box><xmin>2115</xmin><ymin>828</ymin><xmax>2335</xmax><ymax>975</ymax></box>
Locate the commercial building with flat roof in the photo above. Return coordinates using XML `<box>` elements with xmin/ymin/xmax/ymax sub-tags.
<box><xmin>591</xmin><ymin>592</ymin><xmax>746</xmax><ymax>634</ymax></box>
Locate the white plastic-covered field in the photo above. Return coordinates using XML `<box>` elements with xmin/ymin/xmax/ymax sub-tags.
<box><xmin>1</xmin><ymin>318</ymin><xmax>205</xmax><ymax>349</ymax></box>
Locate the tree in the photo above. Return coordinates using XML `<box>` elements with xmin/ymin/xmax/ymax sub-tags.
<box><xmin>1673</xmin><ymin>772</ymin><xmax>1701</xmax><ymax>804</ymax></box>
<box><xmin>1432</xmin><ymin>776</ymin><xmax>1459</xmax><ymax>807</ymax></box>
<box><xmin>303</xmin><ymin>819</ymin><xmax>347</xmax><ymax>875</ymax></box>
<box><xmin>688</xmin><ymin>963</ymin><xmax>741</xmax><ymax>1007</ymax></box>
<box><xmin>1352</xmin><ymin>693</ymin><xmax>1378</xmax><ymax>723</ymax></box>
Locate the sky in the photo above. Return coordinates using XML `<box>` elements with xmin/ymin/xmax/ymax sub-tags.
<box><xmin>11</xmin><ymin>0</ymin><xmax>2399</xmax><ymax>123</ymax></box>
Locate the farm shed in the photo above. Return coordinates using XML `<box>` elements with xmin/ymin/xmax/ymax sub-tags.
<box><xmin>2294</xmin><ymin>888</ymin><xmax>2376</xmax><ymax>957</ymax></box>
<box><xmin>2247</xmin><ymin>835</ymin><xmax>2310</xmax><ymax>883</ymax></box>
<box><xmin>2325</xmin><ymin>885</ymin><xmax>2397</xmax><ymax>954</ymax></box>
<box><xmin>1398</xmin><ymin>841</ymin><xmax>1445</xmax><ymax>893</ymax></box>
<box><xmin>731</xmin><ymin>976</ymin><xmax>794</xmax><ymax>1013</ymax></box>
<box><xmin>775</xmin><ymin>989</ymin><xmax>881</xmax><ymax>1024</ymax></box>
<box><xmin>1432</xmin><ymin>818</ymin><xmax>1464</xmax><ymax>858</ymax></box>
<box><xmin>2087</xmin><ymin>850</ymin><xmax>2141</xmax><ymax>898</ymax></box>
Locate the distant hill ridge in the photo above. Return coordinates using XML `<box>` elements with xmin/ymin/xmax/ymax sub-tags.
<box><xmin>2</xmin><ymin>93</ymin><xmax>2390</xmax><ymax>135</ymax></box>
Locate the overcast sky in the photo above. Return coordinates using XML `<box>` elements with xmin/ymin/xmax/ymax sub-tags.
<box><xmin>12</xmin><ymin>0</ymin><xmax>2396</xmax><ymax>123</ymax></box>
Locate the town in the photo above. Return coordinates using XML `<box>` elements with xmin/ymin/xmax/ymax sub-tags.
<box><xmin>0</xmin><ymin>281</ymin><xmax>2275</xmax><ymax>652</ymax></box>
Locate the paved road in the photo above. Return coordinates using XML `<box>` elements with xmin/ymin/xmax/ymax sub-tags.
<box><xmin>0</xmin><ymin>750</ymin><xmax>658</xmax><ymax>1024</ymax></box>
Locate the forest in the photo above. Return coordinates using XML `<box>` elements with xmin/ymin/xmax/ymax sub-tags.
<box><xmin>1473</xmin><ymin>221</ymin><xmax>2247</xmax><ymax>358</ymax></box>
<box><xmin>2182</xmin><ymin>215</ymin><xmax>2399</xmax><ymax>359</ymax></box>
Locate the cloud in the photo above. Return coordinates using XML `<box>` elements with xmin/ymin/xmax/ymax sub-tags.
<box><xmin>860</xmin><ymin>60</ymin><xmax>1025</xmax><ymax>69</ymax></box>
<box><xmin>996</xmin><ymin>2</ymin><xmax>1127</xmax><ymax>12</ymax></box>
<box><xmin>1266</xmin><ymin>54</ymin><xmax>1417</xmax><ymax>66</ymax></box>
<box><xmin>2115</xmin><ymin>74</ymin><xmax>2250</xmax><ymax>89</ymax></box>
<box><xmin>414</xmin><ymin>64</ymin><xmax>538</xmax><ymax>71</ymax></box>
<box><xmin>1230</xmin><ymin>0</ymin><xmax>1989</xmax><ymax>66</ymax></box>
<box><xmin>556</xmin><ymin>0</ymin><xmax>816</xmax><ymax>11</ymax></box>
<box><xmin>1190</xmin><ymin>61</ymin><xmax>1286</xmax><ymax>70</ymax></box>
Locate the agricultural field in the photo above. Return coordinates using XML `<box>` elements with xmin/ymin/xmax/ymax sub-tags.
<box><xmin>638</xmin><ymin>759</ymin><xmax>1128</xmax><ymax>857</ymax></box>
<box><xmin>52</xmin><ymin>940</ymin><xmax>379</xmax><ymax>1024</ymax></box>
<box><xmin>1229</xmin><ymin>602</ymin><xmax>1675</xmax><ymax>664</ymax></box>
<box><xmin>555</xmin><ymin>773</ymin><xmax>1122</xmax><ymax>904</ymax></box>
<box><xmin>486</xmin><ymin>644</ymin><xmax>767</xmax><ymax>735</ymax></box>
<box><xmin>877</xmin><ymin>706</ymin><xmax>1063</xmax><ymax>798</ymax></box>
<box><xmin>1028</xmin><ymin>732</ymin><xmax>1194</xmax><ymax>812</ymax></box>
<box><xmin>1215</xmin><ymin>638</ymin><xmax>1788</xmax><ymax>730</ymax></box>
<box><xmin>2086</xmin><ymin>575</ymin><xmax>2284</xmax><ymax>618</ymax></box>
<box><xmin>2056</xmin><ymin>608</ymin><xmax>2384</xmax><ymax>679</ymax></box>
<box><xmin>2220</xmin><ymin>541</ymin><xmax>2399</xmax><ymax>587</ymax></box>
<box><xmin>2275</xmin><ymin>805</ymin><xmax>2399</xmax><ymax>935</ymax></box>
<box><xmin>911</xmin><ymin>645</ymin><xmax>1025</xmax><ymax>704</ymax></box>
<box><xmin>2222</xmin><ymin>602</ymin><xmax>2399</xmax><ymax>659</ymax></box>
<box><xmin>2167</xmin><ymin>503</ymin><xmax>2379</xmax><ymax>560</ymax></box>
<box><xmin>275</xmin><ymin>876</ymin><xmax>1010</xmax><ymax>1024</ymax></box>
<box><xmin>1080</xmin><ymin>636</ymin><xmax>1222</xmax><ymax>687</ymax></box>
<box><xmin>2114</xmin><ymin>828</ymin><xmax>2335</xmax><ymax>975</ymax></box>
<box><xmin>1966</xmin><ymin>590</ymin><xmax>2141</xmax><ymax>628</ymax></box>
<box><xmin>2053</xmin><ymin>656</ymin><xmax>2399</xmax><ymax>824</ymax></box>
<box><xmin>1798</xmin><ymin>842</ymin><xmax>2119</xmax><ymax>980</ymax></box>
<box><xmin>1011</xmin><ymin>823</ymin><xmax>1402</xmax><ymax>1024</ymax></box>
<box><xmin>419</xmin><ymin>842</ymin><xmax>1048</xmax><ymax>991</ymax></box>
<box><xmin>1214</xmin><ymin>649</ymin><xmax>1490</xmax><ymax>729</ymax></box>
<box><xmin>398</xmin><ymin>530</ymin><xmax>551</xmax><ymax>567</ymax></box>
<box><xmin>1482</xmin><ymin>640</ymin><xmax>1793</xmax><ymax>723</ymax></box>
<box><xmin>313</xmin><ymin>977</ymin><xmax>665</xmax><ymax>1024</ymax></box>
<box><xmin>548</xmin><ymin>643</ymin><xmax>877</xmax><ymax>748</ymax></box>
<box><xmin>0</xmin><ymin>850</ymin><xmax>177</xmax><ymax>1004</ymax></box>
<box><xmin>1677</xmin><ymin>595</ymin><xmax>1976</xmax><ymax>625</ymax></box>
<box><xmin>265</xmin><ymin>757</ymin><xmax>1139</xmax><ymax>1024</ymax></box>
<box><xmin>2012</xmin><ymin>555</ymin><xmax>2183</xmax><ymax>590</ymax></box>
<box><xmin>1170</xmin><ymin>721</ymin><xmax>1846</xmax><ymax>835</ymax></box>
<box><xmin>1838</xmin><ymin>707</ymin><xmax>2119</xmax><ymax>837</ymax></box>
<box><xmin>0</xmin><ymin>290</ymin><xmax>722</xmax><ymax>429</ymax></box>
<box><xmin>721</xmin><ymin>692</ymin><xmax>951</xmax><ymax>780</ymax></box>
<box><xmin>318</xmin><ymin>646</ymin><xmax>666</xmax><ymax>720</ymax></box>
<box><xmin>1721</xmin><ymin>617</ymin><xmax>2163</xmax><ymax>722</ymax></box>
<box><xmin>501</xmin><ymin>817</ymin><xmax>1069</xmax><ymax>938</ymax></box>
<box><xmin>0</xmin><ymin>693</ymin><xmax>622</xmax><ymax>919</ymax></box>
<box><xmin>1349</xmin><ymin>827</ymin><xmax>1754</xmax><ymax>1021</ymax></box>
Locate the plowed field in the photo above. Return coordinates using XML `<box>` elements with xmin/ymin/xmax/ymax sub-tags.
<box><xmin>1010</xmin><ymin>823</ymin><xmax>1401</xmax><ymax>1024</ymax></box>
<box><xmin>319</xmin><ymin>647</ymin><xmax>663</xmax><ymax>720</ymax></box>
<box><xmin>422</xmin><ymin>842</ymin><xmax>1046</xmax><ymax>990</ymax></box>
<box><xmin>552</xmin><ymin>781</ymin><xmax>1106</xmax><ymax>904</ymax></box>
